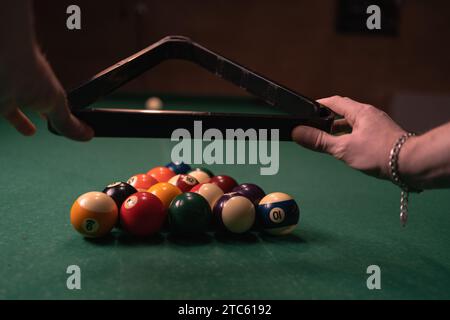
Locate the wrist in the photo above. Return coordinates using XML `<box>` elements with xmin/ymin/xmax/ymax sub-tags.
<box><xmin>397</xmin><ymin>134</ymin><xmax>422</xmax><ymax>189</ymax></box>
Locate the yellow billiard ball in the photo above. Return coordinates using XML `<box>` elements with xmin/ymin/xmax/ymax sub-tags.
<box><xmin>147</xmin><ymin>182</ymin><xmax>182</xmax><ymax>210</ymax></box>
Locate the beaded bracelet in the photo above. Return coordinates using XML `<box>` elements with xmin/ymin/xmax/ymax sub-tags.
<box><xmin>389</xmin><ymin>132</ymin><xmax>422</xmax><ymax>226</ymax></box>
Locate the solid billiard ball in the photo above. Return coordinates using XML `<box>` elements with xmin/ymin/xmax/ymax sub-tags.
<box><xmin>120</xmin><ymin>192</ymin><xmax>166</xmax><ymax>237</ymax></box>
<box><xmin>70</xmin><ymin>192</ymin><xmax>118</xmax><ymax>238</ymax></box>
<box><xmin>145</xmin><ymin>97</ymin><xmax>163</xmax><ymax>110</ymax></box>
<box><xmin>148</xmin><ymin>182</ymin><xmax>182</xmax><ymax>209</ymax></box>
<box><xmin>188</xmin><ymin>167</ymin><xmax>213</xmax><ymax>183</ymax></box>
<box><xmin>257</xmin><ymin>192</ymin><xmax>300</xmax><ymax>236</ymax></box>
<box><xmin>209</xmin><ymin>175</ymin><xmax>238</xmax><ymax>193</ymax></box>
<box><xmin>127</xmin><ymin>174</ymin><xmax>158</xmax><ymax>191</ymax></box>
<box><xmin>102</xmin><ymin>182</ymin><xmax>137</xmax><ymax>209</ymax></box>
<box><xmin>213</xmin><ymin>192</ymin><xmax>255</xmax><ymax>234</ymax></box>
<box><xmin>190</xmin><ymin>182</ymin><xmax>224</xmax><ymax>209</ymax></box>
<box><xmin>165</xmin><ymin>161</ymin><xmax>192</xmax><ymax>175</ymax></box>
<box><xmin>168</xmin><ymin>192</ymin><xmax>211</xmax><ymax>234</ymax></box>
<box><xmin>168</xmin><ymin>174</ymin><xmax>199</xmax><ymax>192</ymax></box>
<box><xmin>232</xmin><ymin>183</ymin><xmax>266</xmax><ymax>207</ymax></box>
<box><xmin>147</xmin><ymin>166</ymin><xmax>176</xmax><ymax>182</ymax></box>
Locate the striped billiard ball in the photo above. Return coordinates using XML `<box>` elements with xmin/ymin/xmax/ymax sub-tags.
<box><xmin>70</xmin><ymin>192</ymin><xmax>118</xmax><ymax>238</ymax></box>
<box><xmin>213</xmin><ymin>192</ymin><xmax>255</xmax><ymax>234</ymax></box>
<box><xmin>190</xmin><ymin>182</ymin><xmax>224</xmax><ymax>209</ymax></box>
<box><xmin>257</xmin><ymin>192</ymin><xmax>300</xmax><ymax>236</ymax></box>
<box><xmin>188</xmin><ymin>167</ymin><xmax>214</xmax><ymax>184</ymax></box>
<box><xmin>168</xmin><ymin>174</ymin><xmax>199</xmax><ymax>193</ymax></box>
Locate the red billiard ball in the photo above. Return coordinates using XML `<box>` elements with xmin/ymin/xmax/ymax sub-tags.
<box><xmin>120</xmin><ymin>192</ymin><xmax>166</xmax><ymax>237</ymax></box>
<box><xmin>168</xmin><ymin>174</ymin><xmax>199</xmax><ymax>192</ymax></box>
<box><xmin>209</xmin><ymin>175</ymin><xmax>238</xmax><ymax>193</ymax></box>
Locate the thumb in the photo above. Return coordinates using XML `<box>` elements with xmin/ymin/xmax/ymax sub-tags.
<box><xmin>291</xmin><ymin>125</ymin><xmax>337</xmax><ymax>154</ymax></box>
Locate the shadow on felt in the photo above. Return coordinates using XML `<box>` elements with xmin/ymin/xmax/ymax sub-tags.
<box><xmin>166</xmin><ymin>232</ymin><xmax>213</xmax><ymax>246</ymax></box>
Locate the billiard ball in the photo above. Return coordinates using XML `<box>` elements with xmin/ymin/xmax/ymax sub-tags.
<box><xmin>168</xmin><ymin>174</ymin><xmax>199</xmax><ymax>192</ymax></box>
<box><xmin>232</xmin><ymin>183</ymin><xmax>266</xmax><ymax>206</ymax></box>
<box><xmin>102</xmin><ymin>182</ymin><xmax>137</xmax><ymax>209</ymax></box>
<box><xmin>168</xmin><ymin>192</ymin><xmax>211</xmax><ymax>234</ymax></box>
<box><xmin>190</xmin><ymin>182</ymin><xmax>224</xmax><ymax>209</ymax></box>
<box><xmin>188</xmin><ymin>167</ymin><xmax>213</xmax><ymax>183</ymax></box>
<box><xmin>70</xmin><ymin>192</ymin><xmax>118</xmax><ymax>238</ymax></box>
<box><xmin>127</xmin><ymin>173</ymin><xmax>158</xmax><ymax>191</ymax></box>
<box><xmin>213</xmin><ymin>192</ymin><xmax>255</xmax><ymax>234</ymax></box>
<box><xmin>209</xmin><ymin>175</ymin><xmax>238</xmax><ymax>193</ymax></box>
<box><xmin>257</xmin><ymin>192</ymin><xmax>300</xmax><ymax>236</ymax></box>
<box><xmin>148</xmin><ymin>182</ymin><xmax>182</xmax><ymax>209</ymax></box>
<box><xmin>145</xmin><ymin>96</ymin><xmax>163</xmax><ymax>110</ymax></box>
<box><xmin>165</xmin><ymin>161</ymin><xmax>192</xmax><ymax>175</ymax></box>
<box><xmin>120</xmin><ymin>192</ymin><xmax>166</xmax><ymax>237</ymax></box>
<box><xmin>147</xmin><ymin>166</ymin><xmax>176</xmax><ymax>182</ymax></box>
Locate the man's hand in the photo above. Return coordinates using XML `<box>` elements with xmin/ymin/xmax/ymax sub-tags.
<box><xmin>0</xmin><ymin>0</ymin><xmax>93</xmax><ymax>141</ymax></box>
<box><xmin>292</xmin><ymin>96</ymin><xmax>406</xmax><ymax>180</ymax></box>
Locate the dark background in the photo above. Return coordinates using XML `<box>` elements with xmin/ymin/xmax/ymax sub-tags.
<box><xmin>33</xmin><ymin>0</ymin><xmax>450</xmax><ymax>132</ymax></box>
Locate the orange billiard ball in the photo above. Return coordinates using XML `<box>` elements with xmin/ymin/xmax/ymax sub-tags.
<box><xmin>148</xmin><ymin>182</ymin><xmax>182</xmax><ymax>209</ymax></box>
<box><xmin>127</xmin><ymin>173</ymin><xmax>158</xmax><ymax>191</ymax></box>
<box><xmin>70</xmin><ymin>192</ymin><xmax>118</xmax><ymax>238</ymax></box>
<box><xmin>147</xmin><ymin>166</ymin><xmax>176</xmax><ymax>182</ymax></box>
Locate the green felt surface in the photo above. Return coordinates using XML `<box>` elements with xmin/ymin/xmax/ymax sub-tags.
<box><xmin>1</xmin><ymin>95</ymin><xmax>450</xmax><ymax>300</ymax></box>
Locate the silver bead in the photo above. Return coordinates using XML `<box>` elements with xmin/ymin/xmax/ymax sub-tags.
<box><xmin>400</xmin><ymin>211</ymin><xmax>408</xmax><ymax>226</ymax></box>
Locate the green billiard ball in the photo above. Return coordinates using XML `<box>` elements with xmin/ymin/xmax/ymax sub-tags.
<box><xmin>168</xmin><ymin>192</ymin><xmax>212</xmax><ymax>234</ymax></box>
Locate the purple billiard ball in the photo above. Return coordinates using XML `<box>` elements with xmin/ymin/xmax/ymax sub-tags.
<box><xmin>232</xmin><ymin>183</ymin><xmax>266</xmax><ymax>206</ymax></box>
<box><xmin>213</xmin><ymin>192</ymin><xmax>255</xmax><ymax>233</ymax></box>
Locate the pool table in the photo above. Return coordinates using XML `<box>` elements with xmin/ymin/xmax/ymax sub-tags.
<box><xmin>1</xmin><ymin>94</ymin><xmax>449</xmax><ymax>300</ymax></box>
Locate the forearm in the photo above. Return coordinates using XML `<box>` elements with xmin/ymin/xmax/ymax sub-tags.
<box><xmin>400</xmin><ymin>121</ymin><xmax>450</xmax><ymax>189</ymax></box>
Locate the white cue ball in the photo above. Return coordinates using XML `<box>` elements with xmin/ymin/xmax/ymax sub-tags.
<box><xmin>145</xmin><ymin>97</ymin><xmax>163</xmax><ymax>110</ymax></box>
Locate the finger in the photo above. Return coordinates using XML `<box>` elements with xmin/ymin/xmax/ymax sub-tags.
<box><xmin>317</xmin><ymin>96</ymin><xmax>366</xmax><ymax>126</ymax></box>
<box><xmin>292</xmin><ymin>125</ymin><xmax>338</xmax><ymax>155</ymax></box>
<box><xmin>15</xmin><ymin>50</ymin><xmax>94</xmax><ymax>141</ymax></box>
<box><xmin>332</xmin><ymin>118</ymin><xmax>352</xmax><ymax>135</ymax></box>
<box><xmin>3</xmin><ymin>107</ymin><xmax>36</xmax><ymax>136</ymax></box>
<box><xmin>45</xmin><ymin>100</ymin><xmax>94</xmax><ymax>141</ymax></box>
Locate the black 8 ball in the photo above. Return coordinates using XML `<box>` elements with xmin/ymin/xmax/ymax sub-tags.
<box><xmin>102</xmin><ymin>182</ymin><xmax>137</xmax><ymax>209</ymax></box>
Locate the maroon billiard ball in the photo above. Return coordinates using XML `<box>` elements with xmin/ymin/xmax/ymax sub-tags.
<box><xmin>209</xmin><ymin>175</ymin><xmax>238</xmax><ymax>193</ymax></box>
